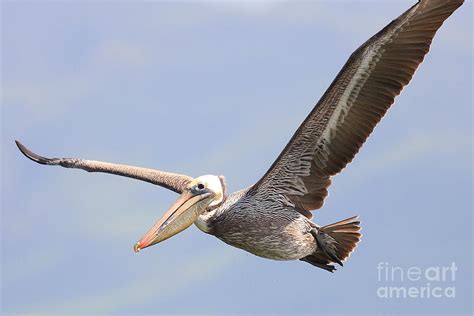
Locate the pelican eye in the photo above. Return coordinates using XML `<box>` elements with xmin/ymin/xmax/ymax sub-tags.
<box><xmin>197</xmin><ymin>183</ymin><xmax>205</xmax><ymax>190</ymax></box>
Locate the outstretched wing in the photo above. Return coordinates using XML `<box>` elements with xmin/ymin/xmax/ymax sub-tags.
<box><xmin>16</xmin><ymin>140</ymin><xmax>192</xmax><ymax>194</ymax></box>
<box><xmin>248</xmin><ymin>0</ymin><xmax>463</xmax><ymax>218</ymax></box>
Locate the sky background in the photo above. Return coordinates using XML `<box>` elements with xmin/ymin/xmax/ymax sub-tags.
<box><xmin>1</xmin><ymin>0</ymin><xmax>472</xmax><ymax>315</ymax></box>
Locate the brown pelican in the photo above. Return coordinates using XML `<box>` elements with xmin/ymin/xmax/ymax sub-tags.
<box><xmin>16</xmin><ymin>0</ymin><xmax>463</xmax><ymax>272</ymax></box>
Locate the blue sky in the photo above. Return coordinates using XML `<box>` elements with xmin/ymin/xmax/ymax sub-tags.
<box><xmin>1</xmin><ymin>1</ymin><xmax>472</xmax><ymax>315</ymax></box>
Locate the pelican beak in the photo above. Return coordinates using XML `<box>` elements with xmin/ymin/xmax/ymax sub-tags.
<box><xmin>134</xmin><ymin>190</ymin><xmax>211</xmax><ymax>253</ymax></box>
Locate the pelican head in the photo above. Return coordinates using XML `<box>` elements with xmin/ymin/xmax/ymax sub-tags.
<box><xmin>134</xmin><ymin>175</ymin><xmax>225</xmax><ymax>252</ymax></box>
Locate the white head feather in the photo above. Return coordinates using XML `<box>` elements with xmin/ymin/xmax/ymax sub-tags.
<box><xmin>195</xmin><ymin>175</ymin><xmax>224</xmax><ymax>207</ymax></box>
<box><xmin>193</xmin><ymin>175</ymin><xmax>225</xmax><ymax>232</ymax></box>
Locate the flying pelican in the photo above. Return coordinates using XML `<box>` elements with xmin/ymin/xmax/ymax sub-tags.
<box><xmin>16</xmin><ymin>0</ymin><xmax>463</xmax><ymax>272</ymax></box>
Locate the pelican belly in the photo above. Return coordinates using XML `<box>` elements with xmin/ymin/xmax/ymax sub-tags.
<box><xmin>210</xmin><ymin>204</ymin><xmax>317</xmax><ymax>260</ymax></box>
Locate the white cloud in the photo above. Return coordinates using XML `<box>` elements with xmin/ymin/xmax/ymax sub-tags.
<box><xmin>339</xmin><ymin>130</ymin><xmax>471</xmax><ymax>187</ymax></box>
<box><xmin>2</xmin><ymin>248</ymin><xmax>66</xmax><ymax>284</ymax></box>
<box><xmin>205</xmin><ymin>0</ymin><xmax>281</xmax><ymax>14</ymax></box>
<box><xmin>2</xmin><ymin>77</ymin><xmax>90</xmax><ymax>114</ymax></box>
<box><xmin>23</xmin><ymin>248</ymin><xmax>240</xmax><ymax>314</ymax></box>
<box><xmin>93</xmin><ymin>40</ymin><xmax>150</xmax><ymax>67</ymax></box>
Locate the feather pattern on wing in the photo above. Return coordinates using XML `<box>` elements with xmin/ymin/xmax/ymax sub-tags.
<box><xmin>248</xmin><ymin>0</ymin><xmax>463</xmax><ymax>218</ymax></box>
<box><xmin>15</xmin><ymin>140</ymin><xmax>192</xmax><ymax>194</ymax></box>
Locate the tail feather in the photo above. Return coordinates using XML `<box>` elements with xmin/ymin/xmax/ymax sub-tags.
<box><xmin>320</xmin><ymin>216</ymin><xmax>362</xmax><ymax>262</ymax></box>
<box><xmin>301</xmin><ymin>216</ymin><xmax>362</xmax><ymax>272</ymax></box>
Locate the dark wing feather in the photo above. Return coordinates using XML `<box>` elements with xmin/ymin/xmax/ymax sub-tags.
<box><xmin>15</xmin><ymin>140</ymin><xmax>192</xmax><ymax>194</ymax></box>
<box><xmin>249</xmin><ymin>0</ymin><xmax>463</xmax><ymax>218</ymax></box>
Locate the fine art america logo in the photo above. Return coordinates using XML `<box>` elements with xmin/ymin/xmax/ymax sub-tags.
<box><xmin>376</xmin><ymin>262</ymin><xmax>457</xmax><ymax>299</ymax></box>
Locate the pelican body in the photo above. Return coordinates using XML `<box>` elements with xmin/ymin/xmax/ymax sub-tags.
<box><xmin>16</xmin><ymin>0</ymin><xmax>463</xmax><ymax>272</ymax></box>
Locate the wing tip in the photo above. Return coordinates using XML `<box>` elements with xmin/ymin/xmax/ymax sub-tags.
<box><xmin>15</xmin><ymin>140</ymin><xmax>55</xmax><ymax>165</ymax></box>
